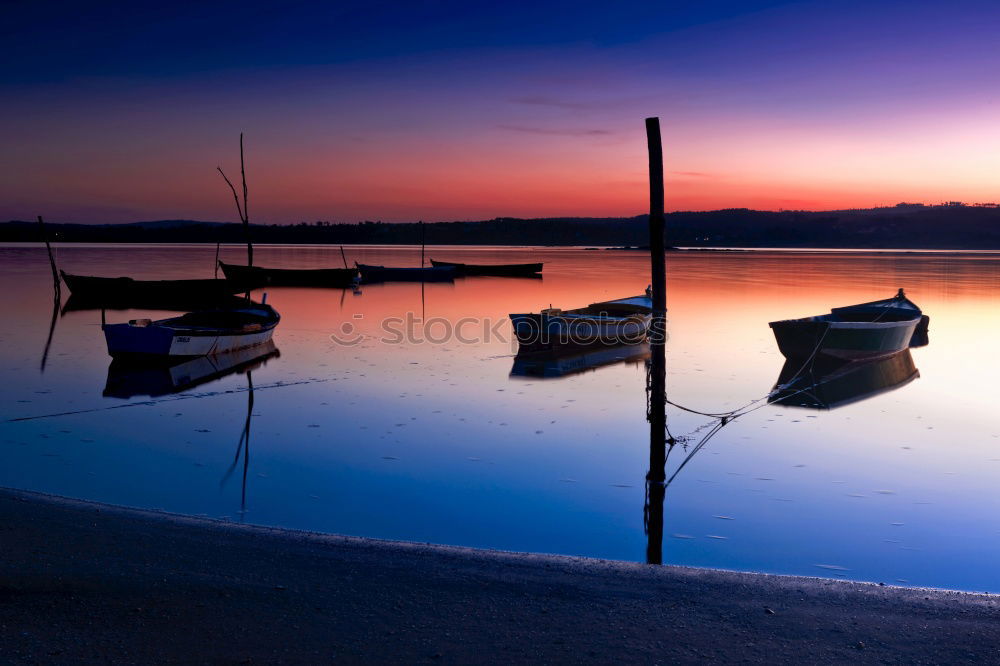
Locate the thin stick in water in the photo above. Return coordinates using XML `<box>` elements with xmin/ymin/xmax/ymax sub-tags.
<box><xmin>217</xmin><ymin>132</ymin><xmax>253</xmax><ymax>269</ymax></box>
<box><xmin>36</xmin><ymin>216</ymin><xmax>60</xmax><ymax>292</ymax></box>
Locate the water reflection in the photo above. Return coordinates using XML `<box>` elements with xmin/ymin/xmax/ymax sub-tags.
<box><xmin>509</xmin><ymin>342</ymin><xmax>649</xmax><ymax>379</ymax></box>
<box><xmin>220</xmin><ymin>371</ymin><xmax>255</xmax><ymax>520</ymax></box>
<box><xmin>771</xmin><ymin>350</ymin><xmax>920</xmax><ymax>410</ymax></box>
<box><xmin>7</xmin><ymin>244</ymin><xmax>1000</xmax><ymax>591</ymax></box>
<box><xmin>39</xmin><ymin>280</ymin><xmax>61</xmax><ymax>374</ymax></box>
<box><xmin>644</xmin><ymin>315</ymin><xmax>668</xmax><ymax>564</ymax></box>
<box><xmin>103</xmin><ymin>341</ymin><xmax>279</xmax><ymax>398</ymax></box>
<box><xmin>61</xmin><ymin>292</ymin><xmax>253</xmax><ymax>315</ymax></box>
<box><xmin>649</xmin><ymin>314</ymin><xmax>929</xmax><ymax>564</ymax></box>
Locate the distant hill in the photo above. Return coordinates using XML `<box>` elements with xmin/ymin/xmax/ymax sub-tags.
<box><xmin>118</xmin><ymin>219</ymin><xmax>228</xmax><ymax>229</ymax></box>
<box><xmin>5</xmin><ymin>204</ymin><xmax>1000</xmax><ymax>249</ymax></box>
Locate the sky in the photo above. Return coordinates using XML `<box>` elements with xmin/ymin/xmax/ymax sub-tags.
<box><xmin>3</xmin><ymin>0</ymin><xmax>1000</xmax><ymax>223</ymax></box>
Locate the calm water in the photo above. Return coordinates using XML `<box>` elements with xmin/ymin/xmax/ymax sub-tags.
<box><xmin>2</xmin><ymin>244</ymin><xmax>1000</xmax><ymax>591</ymax></box>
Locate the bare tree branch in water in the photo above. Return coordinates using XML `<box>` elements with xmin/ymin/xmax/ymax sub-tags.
<box><xmin>36</xmin><ymin>215</ymin><xmax>61</xmax><ymax>373</ymax></box>
<box><xmin>217</xmin><ymin>133</ymin><xmax>253</xmax><ymax>268</ymax></box>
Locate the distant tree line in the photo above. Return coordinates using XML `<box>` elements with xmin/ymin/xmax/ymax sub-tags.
<box><xmin>4</xmin><ymin>206</ymin><xmax>1000</xmax><ymax>249</ymax></box>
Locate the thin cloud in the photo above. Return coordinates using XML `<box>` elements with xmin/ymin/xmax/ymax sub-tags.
<box><xmin>670</xmin><ymin>171</ymin><xmax>714</xmax><ymax>178</ymax></box>
<box><xmin>509</xmin><ymin>96</ymin><xmax>595</xmax><ymax>110</ymax></box>
<box><xmin>497</xmin><ymin>124</ymin><xmax>613</xmax><ymax>137</ymax></box>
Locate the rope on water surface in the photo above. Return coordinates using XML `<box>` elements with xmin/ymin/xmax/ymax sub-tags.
<box><xmin>662</xmin><ymin>318</ymin><xmax>835</xmax><ymax>422</ymax></box>
<box><xmin>5</xmin><ymin>377</ymin><xmax>334</xmax><ymax>423</ymax></box>
<box><xmin>656</xmin><ymin>320</ymin><xmax>846</xmax><ymax>485</ymax></box>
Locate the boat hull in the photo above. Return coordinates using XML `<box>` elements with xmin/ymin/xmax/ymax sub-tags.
<box><xmin>510</xmin><ymin>312</ymin><xmax>651</xmax><ymax>347</ymax></box>
<box><xmin>219</xmin><ymin>262</ymin><xmax>357</xmax><ymax>287</ymax></box>
<box><xmin>62</xmin><ymin>293</ymin><xmax>253</xmax><ymax>313</ymax></box>
<box><xmin>770</xmin><ymin>317</ymin><xmax>919</xmax><ymax>361</ymax></box>
<box><xmin>104</xmin><ymin>324</ymin><xmax>276</xmax><ymax>359</ymax></box>
<box><xmin>357</xmin><ymin>264</ymin><xmax>455</xmax><ymax>283</ymax></box>
<box><xmin>62</xmin><ymin>271</ymin><xmax>261</xmax><ymax>302</ymax></box>
<box><xmin>429</xmin><ymin>259</ymin><xmax>543</xmax><ymax>277</ymax></box>
<box><xmin>103</xmin><ymin>305</ymin><xmax>280</xmax><ymax>359</ymax></box>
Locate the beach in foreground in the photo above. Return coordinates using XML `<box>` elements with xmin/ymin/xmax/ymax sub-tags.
<box><xmin>1</xmin><ymin>488</ymin><xmax>998</xmax><ymax>664</ymax></box>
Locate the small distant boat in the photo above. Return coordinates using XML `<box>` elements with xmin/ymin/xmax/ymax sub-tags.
<box><xmin>770</xmin><ymin>349</ymin><xmax>919</xmax><ymax>410</ymax></box>
<box><xmin>510</xmin><ymin>291</ymin><xmax>654</xmax><ymax>348</ymax></box>
<box><xmin>219</xmin><ymin>261</ymin><xmax>358</xmax><ymax>287</ymax></box>
<box><xmin>104</xmin><ymin>340</ymin><xmax>280</xmax><ymax>398</ymax></box>
<box><xmin>61</xmin><ymin>270</ymin><xmax>261</xmax><ymax>303</ymax></box>
<box><xmin>429</xmin><ymin>259</ymin><xmax>543</xmax><ymax>277</ymax></box>
<box><xmin>769</xmin><ymin>289</ymin><xmax>925</xmax><ymax>361</ymax></box>
<box><xmin>510</xmin><ymin>341</ymin><xmax>650</xmax><ymax>378</ymax></box>
<box><xmin>103</xmin><ymin>301</ymin><xmax>280</xmax><ymax>359</ymax></box>
<box><xmin>356</xmin><ymin>263</ymin><xmax>455</xmax><ymax>283</ymax></box>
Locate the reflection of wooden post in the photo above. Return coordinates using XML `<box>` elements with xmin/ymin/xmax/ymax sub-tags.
<box><xmin>420</xmin><ymin>221</ymin><xmax>426</xmax><ymax>267</ymax></box>
<box><xmin>241</xmin><ymin>371</ymin><xmax>254</xmax><ymax>520</ymax></box>
<box><xmin>645</xmin><ymin>342</ymin><xmax>666</xmax><ymax>565</ymax></box>
<box><xmin>644</xmin><ymin>117</ymin><xmax>668</xmax><ymax>565</ymax></box>
<box><xmin>214</xmin><ymin>242</ymin><xmax>221</xmax><ymax>278</ymax></box>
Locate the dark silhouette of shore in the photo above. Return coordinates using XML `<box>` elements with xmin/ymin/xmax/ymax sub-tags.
<box><xmin>7</xmin><ymin>203</ymin><xmax>1000</xmax><ymax>249</ymax></box>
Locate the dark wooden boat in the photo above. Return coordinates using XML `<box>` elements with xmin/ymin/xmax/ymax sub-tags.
<box><xmin>61</xmin><ymin>270</ymin><xmax>262</xmax><ymax>303</ymax></box>
<box><xmin>219</xmin><ymin>261</ymin><xmax>358</xmax><ymax>287</ymax></box>
<box><xmin>510</xmin><ymin>293</ymin><xmax>654</xmax><ymax>349</ymax></box>
<box><xmin>769</xmin><ymin>289</ymin><xmax>924</xmax><ymax>361</ymax></box>
<box><xmin>103</xmin><ymin>302</ymin><xmax>280</xmax><ymax>359</ymax></box>
<box><xmin>770</xmin><ymin>349</ymin><xmax>919</xmax><ymax>410</ymax></box>
<box><xmin>356</xmin><ymin>263</ymin><xmax>455</xmax><ymax>283</ymax></box>
<box><xmin>429</xmin><ymin>259</ymin><xmax>543</xmax><ymax>277</ymax></box>
<box><xmin>104</xmin><ymin>340</ymin><xmax>280</xmax><ymax>398</ymax></box>
<box><xmin>832</xmin><ymin>290</ymin><xmax>930</xmax><ymax>347</ymax></box>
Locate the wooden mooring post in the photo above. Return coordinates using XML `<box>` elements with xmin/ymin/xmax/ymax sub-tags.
<box><xmin>644</xmin><ymin>117</ymin><xmax>668</xmax><ymax>564</ymax></box>
<box><xmin>645</xmin><ymin>117</ymin><xmax>666</xmax><ymax>315</ymax></box>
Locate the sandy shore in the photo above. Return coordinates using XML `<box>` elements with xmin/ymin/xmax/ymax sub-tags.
<box><xmin>2</xmin><ymin>488</ymin><xmax>999</xmax><ymax>664</ymax></box>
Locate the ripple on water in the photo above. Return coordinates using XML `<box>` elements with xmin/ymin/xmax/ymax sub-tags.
<box><xmin>814</xmin><ymin>564</ymin><xmax>850</xmax><ymax>571</ymax></box>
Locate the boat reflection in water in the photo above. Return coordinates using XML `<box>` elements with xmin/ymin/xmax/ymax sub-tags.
<box><xmin>770</xmin><ymin>350</ymin><xmax>919</xmax><ymax>410</ymax></box>
<box><xmin>643</xmin><ymin>301</ymin><xmax>929</xmax><ymax>563</ymax></box>
<box><xmin>509</xmin><ymin>341</ymin><xmax>650</xmax><ymax>379</ymax></box>
<box><xmin>62</xmin><ymin>292</ymin><xmax>254</xmax><ymax>315</ymax></box>
<box><xmin>104</xmin><ymin>343</ymin><xmax>269</xmax><ymax>519</ymax></box>
<box><xmin>103</xmin><ymin>340</ymin><xmax>279</xmax><ymax>398</ymax></box>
